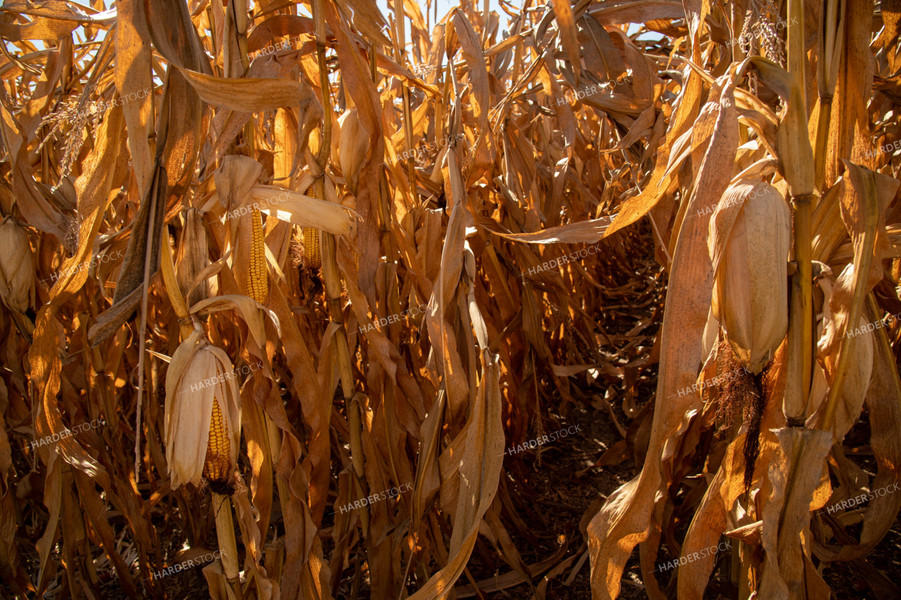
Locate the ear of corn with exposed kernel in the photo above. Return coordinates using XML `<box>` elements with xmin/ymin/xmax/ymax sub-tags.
<box><xmin>164</xmin><ymin>330</ymin><xmax>241</xmax><ymax>488</ymax></box>
<box><xmin>249</xmin><ymin>208</ymin><xmax>269</xmax><ymax>304</ymax></box>
<box><xmin>709</xmin><ymin>180</ymin><xmax>791</xmax><ymax>374</ymax></box>
<box><xmin>0</xmin><ymin>217</ymin><xmax>35</xmax><ymax>312</ymax></box>
<box><xmin>302</xmin><ymin>227</ymin><xmax>321</xmax><ymax>269</ymax></box>
<box><xmin>202</xmin><ymin>397</ymin><xmax>231</xmax><ymax>482</ymax></box>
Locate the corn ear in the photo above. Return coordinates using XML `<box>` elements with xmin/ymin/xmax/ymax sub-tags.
<box><xmin>302</xmin><ymin>227</ymin><xmax>321</xmax><ymax>269</ymax></box>
<box><xmin>164</xmin><ymin>330</ymin><xmax>241</xmax><ymax>489</ymax></box>
<box><xmin>175</xmin><ymin>207</ymin><xmax>210</xmax><ymax>307</ymax></box>
<box><xmin>709</xmin><ymin>180</ymin><xmax>791</xmax><ymax>373</ymax></box>
<box><xmin>202</xmin><ymin>397</ymin><xmax>231</xmax><ymax>483</ymax></box>
<box><xmin>0</xmin><ymin>217</ymin><xmax>34</xmax><ymax>312</ymax></box>
<box><xmin>338</xmin><ymin>108</ymin><xmax>369</xmax><ymax>194</ymax></box>
<box><xmin>249</xmin><ymin>208</ymin><xmax>269</xmax><ymax>304</ymax></box>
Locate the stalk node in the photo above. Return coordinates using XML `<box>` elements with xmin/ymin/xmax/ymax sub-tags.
<box><xmin>786</xmin><ymin>416</ymin><xmax>806</xmax><ymax>428</ymax></box>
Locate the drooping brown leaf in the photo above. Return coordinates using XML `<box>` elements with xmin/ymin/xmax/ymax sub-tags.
<box><xmin>588</xmin><ymin>81</ymin><xmax>739</xmax><ymax>600</ymax></box>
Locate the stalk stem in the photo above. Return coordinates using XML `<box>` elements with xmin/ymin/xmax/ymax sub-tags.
<box><xmin>814</xmin><ymin>99</ymin><xmax>832</xmax><ymax>190</ymax></box>
<box><xmin>792</xmin><ymin>192</ymin><xmax>814</xmax><ymax>408</ymax></box>
<box><xmin>213</xmin><ymin>492</ymin><xmax>242</xmax><ymax>596</ymax></box>
<box><xmin>312</xmin><ymin>0</ymin><xmax>365</xmax><ymax>538</ymax></box>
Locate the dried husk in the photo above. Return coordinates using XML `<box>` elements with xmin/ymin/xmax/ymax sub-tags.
<box><xmin>175</xmin><ymin>207</ymin><xmax>210</xmax><ymax>307</ymax></box>
<box><xmin>338</xmin><ymin>108</ymin><xmax>369</xmax><ymax>194</ymax></box>
<box><xmin>0</xmin><ymin>216</ymin><xmax>35</xmax><ymax>312</ymax></box>
<box><xmin>164</xmin><ymin>330</ymin><xmax>242</xmax><ymax>489</ymax></box>
<box><xmin>709</xmin><ymin>181</ymin><xmax>791</xmax><ymax>373</ymax></box>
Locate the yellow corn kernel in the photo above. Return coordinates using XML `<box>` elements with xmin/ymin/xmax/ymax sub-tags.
<box><xmin>203</xmin><ymin>397</ymin><xmax>231</xmax><ymax>483</ymax></box>
<box><xmin>249</xmin><ymin>208</ymin><xmax>269</xmax><ymax>304</ymax></box>
<box><xmin>302</xmin><ymin>227</ymin><xmax>321</xmax><ymax>269</ymax></box>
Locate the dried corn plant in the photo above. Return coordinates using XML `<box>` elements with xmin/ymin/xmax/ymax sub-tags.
<box><xmin>0</xmin><ymin>0</ymin><xmax>899</xmax><ymax>599</ymax></box>
<box><xmin>587</xmin><ymin>0</ymin><xmax>901</xmax><ymax>599</ymax></box>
